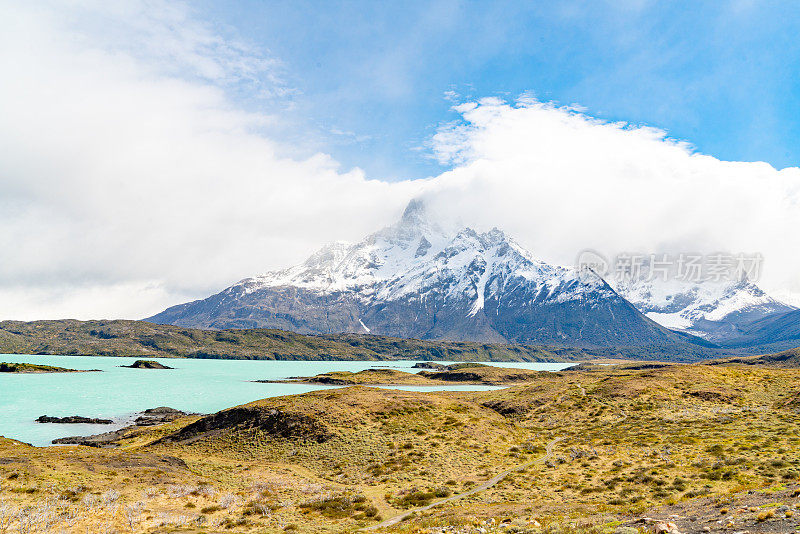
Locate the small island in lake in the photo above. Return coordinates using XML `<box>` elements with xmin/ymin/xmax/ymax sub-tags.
<box><xmin>0</xmin><ymin>362</ymin><xmax>98</xmax><ymax>373</ymax></box>
<box><xmin>121</xmin><ymin>360</ymin><xmax>173</xmax><ymax>369</ymax></box>
<box><xmin>36</xmin><ymin>415</ymin><xmax>113</xmax><ymax>424</ymax></box>
<box><xmin>257</xmin><ymin>362</ymin><xmax>551</xmax><ymax>386</ymax></box>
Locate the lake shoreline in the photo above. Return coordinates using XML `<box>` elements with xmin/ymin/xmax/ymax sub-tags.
<box><xmin>0</xmin><ymin>355</ymin><xmax>575</xmax><ymax>446</ymax></box>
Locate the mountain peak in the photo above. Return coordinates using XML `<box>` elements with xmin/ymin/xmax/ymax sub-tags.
<box><xmin>400</xmin><ymin>198</ymin><xmax>430</xmax><ymax>226</ymax></box>
<box><xmin>384</xmin><ymin>198</ymin><xmax>450</xmax><ymax>245</ymax></box>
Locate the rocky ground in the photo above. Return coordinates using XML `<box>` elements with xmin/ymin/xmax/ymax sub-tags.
<box><xmin>624</xmin><ymin>485</ymin><xmax>800</xmax><ymax>534</ymax></box>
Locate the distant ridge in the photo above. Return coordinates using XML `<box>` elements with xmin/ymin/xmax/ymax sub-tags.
<box><xmin>0</xmin><ymin>319</ymin><xmax>730</xmax><ymax>362</ymax></box>
<box><xmin>706</xmin><ymin>346</ymin><xmax>800</xmax><ymax>368</ymax></box>
<box><xmin>715</xmin><ymin>308</ymin><xmax>800</xmax><ymax>351</ymax></box>
<box><xmin>0</xmin><ymin>319</ymin><xmax>579</xmax><ymax>362</ymax></box>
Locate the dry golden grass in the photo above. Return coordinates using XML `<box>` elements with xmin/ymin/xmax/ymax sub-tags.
<box><xmin>3</xmin><ymin>363</ymin><xmax>800</xmax><ymax>532</ymax></box>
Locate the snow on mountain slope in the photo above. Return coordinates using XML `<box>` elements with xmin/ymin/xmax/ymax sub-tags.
<box><xmin>147</xmin><ymin>200</ymin><xmax>689</xmax><ymax>346</ymax></box>
<box><xmin>245</xmin><ymin>200</ymin><xmax>606</xmax><ymax>310</ymax></box>
<box><xmin>614</xmin><ymin>277</ymin><xmax>795</xmax><ymax>342</ymax></box>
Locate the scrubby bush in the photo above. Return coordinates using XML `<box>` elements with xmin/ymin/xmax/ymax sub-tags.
<box><xmin>393</xmin><ymin>487</ymin><xmax>451</xmax><ymax>508</ymax></box>
<box><xmin>757</xmin><ymin>510</ymin><xmax>775</xmax><ymax>522</ymax></box>
<box><xmin>299</xmin><ymin>494</ymin><xmax>373</xmax><ymax>518</ymax></box>
<box><xmin>200</xmin><ymin>505</ymin><xmax>221</xmax><ymax>514</ymax></box>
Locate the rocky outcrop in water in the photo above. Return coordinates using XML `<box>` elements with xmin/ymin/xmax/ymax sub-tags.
<box><xmin>122</xmin><ymin>360</ymin><xmax>173</xmax><ymax>369</ymax></box>
<box><xmin>37</xmin><ymin>415</ymin><xmax>113</xmax><ymax>424</ymax></box>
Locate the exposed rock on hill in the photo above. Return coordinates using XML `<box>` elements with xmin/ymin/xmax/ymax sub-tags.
<box><xmin>157</xmin><ymin>406</ymin><xmax>332</xmax><ymax>445</ymax></box>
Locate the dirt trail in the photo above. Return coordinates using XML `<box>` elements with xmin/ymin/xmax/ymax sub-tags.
<box><xmin>364</xmin><ymin>436</ymin><xmax>564</xmax><ymax>531</ymax></box>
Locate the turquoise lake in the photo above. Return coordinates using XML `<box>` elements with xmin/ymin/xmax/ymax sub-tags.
<box><xmin>0</xmin><ymin>354</ymin><xmax>573</xmax><ymax>446</ymax></box>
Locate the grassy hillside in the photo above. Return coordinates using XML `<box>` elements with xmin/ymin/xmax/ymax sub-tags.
<box><xmin>0</xmin><ymin>319</ymin><xmax>735</xmax><ymax>362</ymax></box>
<box><xmin>4</xmin><ymin>364</ymin><xmax>800</xmax><ymax>533</ymax></box>
<box><xmin>706</xmin><ymin>346</ymin><xmax>800</xmax><ymax>368</ymax></box>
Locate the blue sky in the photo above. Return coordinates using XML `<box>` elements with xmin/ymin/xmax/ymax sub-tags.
<box><xmin>2</xmin><ymin>0</ymin><xmax>799</xmax><ymax>319</ymax></box>
<box><xmin>196</xmin><ymin>0</ymin><xmax>800</xmax><ymax>181</ymax></box>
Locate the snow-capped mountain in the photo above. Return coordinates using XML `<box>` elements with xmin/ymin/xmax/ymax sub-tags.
<box><xmin>148</xmin><ymin>200</ymin><xmax>690</xmax><ymax>346</ymax></box>
<box><xmin>614</xmin><ymin>277</ymin><xmax>795</xmax><ymax>342</ymax></box>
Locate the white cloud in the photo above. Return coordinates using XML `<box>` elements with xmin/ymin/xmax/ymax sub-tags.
<box><xmin>0</xmin><ymin>2</ymin><xmax>798</xmax><ymax>321</ymax></box>
<box><xmin>0</xmin><ymin>282</ymin><xmax>187</xmax><ymax>322</ymax></box>
<box><xmin>0</xmin><ymin>0</ymin><xmax>420</xmax><ymax>319</ymax></box>
<box><xmin>421</xmin><ymin>97</ymin><xmax>800</xmax><ymax>300</ymax></box>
